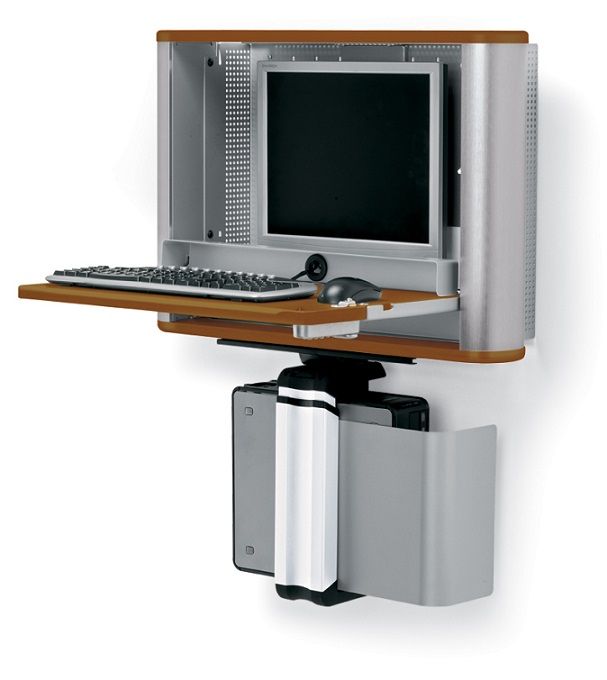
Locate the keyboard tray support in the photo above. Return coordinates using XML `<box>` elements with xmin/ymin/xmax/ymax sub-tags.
<box><xmin>293</xmin><ymin>295</ymin><xmax>459</xmax><ymax>339</ymax></box>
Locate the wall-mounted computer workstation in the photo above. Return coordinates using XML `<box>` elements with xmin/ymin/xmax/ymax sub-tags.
<box><xmin>19</xmin><ymin>31</ymin><xmax>538</xmax><ymax>607</ymax></box>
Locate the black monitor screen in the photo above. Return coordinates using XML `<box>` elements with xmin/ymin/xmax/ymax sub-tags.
<box><xmin>267</xmin><ymin>72</ymin><xmax>430</xmax><ymax>244</ymax></box>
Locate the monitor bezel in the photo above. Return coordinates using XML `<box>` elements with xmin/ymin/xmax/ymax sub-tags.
<box><xmin>256</xmin><ymin>60</ymin><xmax>444</xmax><ymax>259</ymax></box>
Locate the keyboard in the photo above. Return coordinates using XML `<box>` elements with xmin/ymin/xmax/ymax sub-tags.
<box><xmin>46</xmin><ymin>266</ymin><xmax>317</xmax><ymax>302</ymax></box>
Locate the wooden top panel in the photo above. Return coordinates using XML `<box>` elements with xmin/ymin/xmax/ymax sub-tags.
<box><xmin>158</xmin><ymin>318</ymin><xmax>525</xmax><ymax>364</ymax></box>
<box><xmin>156</xmin><ymin>30</ymin><xmax>529</xmax><ymax>44</ymax></box>
<box><xmin>17</xmin><ymin>283</ymin><xmax>454</xmax><ymax>326</ymax></box>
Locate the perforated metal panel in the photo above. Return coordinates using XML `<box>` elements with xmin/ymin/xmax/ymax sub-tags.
<box><xmin>225</xmin><ymin>48</ymin><xmax>251</xmax><ymax>244</ymax></box>
<box><xmin>407</xmin><ymin>44</ymin><xmax>461</xmax><ymax>61</ymax></box>
<box><xmin>525</xmin><ymin>45</ymin><xmax>538</xmax><ymax>339</ymax></box>
<box><xmin>263</xmin><ymin>44</ymin><xmax>341</xmax><ymax>60</ymax></box>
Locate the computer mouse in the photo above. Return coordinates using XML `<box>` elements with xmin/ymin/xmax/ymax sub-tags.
<box><xmin>317</xmin><ymin>277</ymin><xmax>382</xmax><ymax>305</ymax></box>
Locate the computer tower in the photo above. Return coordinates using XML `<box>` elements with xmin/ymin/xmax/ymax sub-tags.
<box><xmin>232</xmin><ymin>381</ymin><xmax>429</xmax><ymax>576</ymax></box>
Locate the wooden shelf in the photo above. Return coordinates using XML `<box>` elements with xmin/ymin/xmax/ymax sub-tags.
<box><xmin>158</xmin><ymin>318</ymin><xmax>525</xmax><ymax>364</ymax></box>
<box><xmin>17</xmin><ymin>282</ymin><xmax>524</xmax><ymax>364</ymax></box>
<box><xmin>17</xmin><ymin>283</ymin><xmax>453</xmax><ymax>326</ymax></box>
<box><xmin>156</xmin><ymin>30</ymin><xmax>529</xmax><ymax>44</ymax></box>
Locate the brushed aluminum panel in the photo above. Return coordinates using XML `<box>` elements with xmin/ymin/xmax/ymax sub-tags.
<box><xmin>157</xmin><ymin>42</ymin><xmax>172</xmax><ymax>324</ymax></box>
<box><xmin>460</xmin><ymin>44</ymin><xmax>528</xmax><ymax>351</ymax></box>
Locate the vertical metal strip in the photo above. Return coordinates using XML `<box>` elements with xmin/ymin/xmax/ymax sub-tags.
<box><xmin>157</xmin><ymin>42</ymin><xmax>172</xmax><ymax>261</ymax></box>
<box><xmin>524</xmin><ymin>45</ymin><xmax>538</xmax><ymax>339</ymax></box>
<box><xmin>274</xmin><ymin>388</ymin><xmax>339</xmax><ymax>593</ymax></box>
<box><xmin>157</xmin><ymin>42</ymin><xmax>172</xmax><ymax>323</ymax></box>
<box><xmin>460</xmin><ymin>44</ymin><xmax>528</xmax><ymax>351</ymax></box>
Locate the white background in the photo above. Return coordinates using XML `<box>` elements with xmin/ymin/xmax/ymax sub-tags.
<box><xmin>1</xmin><ymin>2</ymin><xmax>606</xmax><ymax>678</ymax></box>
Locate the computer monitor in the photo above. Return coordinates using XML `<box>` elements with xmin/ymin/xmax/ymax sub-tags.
<box><xmin>256</xmin><ymin>61</ymin><xmax>445</xmax><ymax>259</ymax></box>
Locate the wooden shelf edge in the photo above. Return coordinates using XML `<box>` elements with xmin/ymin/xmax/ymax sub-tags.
<box><xmin>158</xmin><ymin>319</ymin><xmax>526</xmax><ymax>364</ymax></box>
<box><xmin>156</xmin><ymin>30</ymin><xmax>529</xmax><ymax>44</ymax></box>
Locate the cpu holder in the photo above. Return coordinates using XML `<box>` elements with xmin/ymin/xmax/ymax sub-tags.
<box><xmin>233</xmin><ymin>355</ymin><xmax>497</xmax><ymax>606</ymax></box>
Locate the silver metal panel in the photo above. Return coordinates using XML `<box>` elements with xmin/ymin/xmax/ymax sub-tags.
<box><xmin>157</xmin><ymin>43</ymin><xmax>172</xmax><ymax>324</ymax></box>
<box><xmin>274</xmin><ymin>387</ymin><xmax>340</xmax><ymax>592</ymax></box>
<box><xmin>293</xmin><ymin>297</ymin><xmax>459</xmax><ymax>340</ymax></box>
<box><xmin>365</xmin><ymin>296</ymin><xmax>459</xmax><ymax>321</ymax></box>
<box><xmin>443</xmin><ymin>225</ymin><xmax>461</xmax><ymax>262</ymax></box>
<box><xmin>168</xmin><ymin>241</ymin><xmax>458</xmax><ymax>295</ymax></box>
<box><xmin>362</xmin><ymin>311</ymin><xmax>460</xmax><ymax>342</ymax></box>
<box><xmin>525</xmin><ymin>45</ymin><xmax>538</xmax><ymax>339</ymax></box>
<box><xmin>256</xmin><ymin>43</ymin><xmax>341</xmax><ymax>62</ymax></box>
<box><xmin>294</xmin><ymin>295</ymin><xmax>459</xmax><ymax>340</ymax></box>
<box><xmin>161</xmin><ymin>240</ymin><xmax>189</xmax><ymax>267</ymax></box>
<box><xmin>225</xmin><ymin>48</ymin><xmax>252</xmax><ymax>244</ymax></box>
<box><xmin>341</xmin><ymin>44</ymin><xmax>406</xmax><ymax>62</ymax></box>
<box><xmin>202</xmin><ymin>46</ymin><xmax>228</xmax><ymax>243</ymax></box>
<box><xmin>170</xmin><ymin>45</ymin><xmax>208</xmax><ymax>242</ymax></box>
<box><xmin>293</xmin><ymin>321</ymin><xmax>361</xmax><ymax>340</ymax></box>
<box><xmin>460</xmin><ymin>44</ymin><xmax>528</xmax><ymax>351</ymax></box>
<box><xmin>338</xmin><ymin>421</ymin><xmax>496</xmax><ymax>605</ymax></box>
<box><xmin>233</xmin><ymin>389</ymin><xmax>276</xmax><ymax>574</ymax></box>
<box><xmin>157</xmin><ymin>42</ymin><xmax>172</xmax><ymax>260</ymax></box>
<box><xmin>255</xmin><ymin>60</ymin><xmax>444</xmax><ymax>259</ymax></box>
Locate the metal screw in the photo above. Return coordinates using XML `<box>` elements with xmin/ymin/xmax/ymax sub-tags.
<box><xmin>207</xmin><ymin>230</ymin><xmax>214</xmax><ymax>239</ymax></box>
<box><xmin>207</xmin><ymin>58</ymin><xmax>214</xmax><ymax>67</ymax></box>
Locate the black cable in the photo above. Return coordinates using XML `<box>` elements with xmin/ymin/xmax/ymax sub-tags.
<box><xmin>291</xmin><ymin>270</ymin><xmax>307</xmax><ymax>281</ymax></box>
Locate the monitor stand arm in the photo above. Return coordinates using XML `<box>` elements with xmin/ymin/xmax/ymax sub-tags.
<box><xmin>274</xmin><ymin>357</ymin><xmax>384</xmax><ymax>606</ymax></box>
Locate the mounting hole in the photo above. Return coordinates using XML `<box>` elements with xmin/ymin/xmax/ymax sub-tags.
<box><xmin>305</xmin><ymin>254</ymin><xmax>328</xmax><ymax>282</ymax></box>
<box><xmin>207</xmin><ymin>58</ymin><xmax>214</xmax><ymax>67</ymax></box>
<box><xmin>207</xmin><ymin>230</ymin><xmax>214</xmax><ymax>239</ymax></box>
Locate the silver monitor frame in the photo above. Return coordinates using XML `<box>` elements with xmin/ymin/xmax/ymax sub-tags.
<box><xmin>256</xmin><ymin>60</ymin><xmax>445</xmax><ymax>259</ymax></box>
